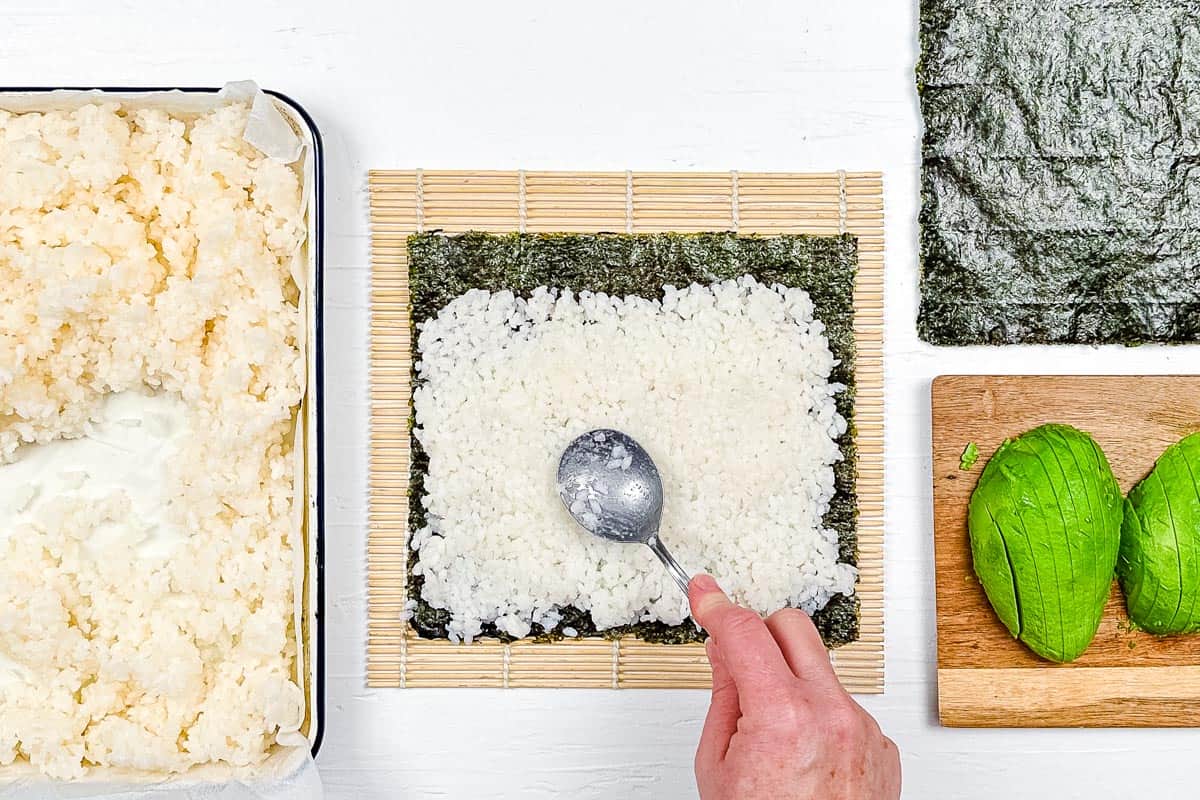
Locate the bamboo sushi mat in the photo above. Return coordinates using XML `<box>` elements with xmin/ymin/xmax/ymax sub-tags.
<box><xmin>367</xmin><ymin>170</ymin><xmax>885</xmax><ymax>691</ymax></box>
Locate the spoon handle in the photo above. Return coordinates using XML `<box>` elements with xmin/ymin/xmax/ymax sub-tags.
<box><xmin>647</xmin><ymin>535</ymin><xmax>692</xmax><ymax>596</ymax></box>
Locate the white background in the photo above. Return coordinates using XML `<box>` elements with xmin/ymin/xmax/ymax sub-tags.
<box><xmin>5</xmin><ymin>1</ymin><xmax>1200</xmax><ymax>797</ymax></box>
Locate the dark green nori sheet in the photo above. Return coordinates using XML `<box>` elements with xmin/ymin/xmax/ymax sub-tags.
<box><xmin>408</xmin><ymin>232</ymin><xmax>860</xmax><ymax>647</ymax></box>
<box><xmin>918</xmin><ymin>0</ymin><xmax>1200</xmax><ymax>345</ymax></box>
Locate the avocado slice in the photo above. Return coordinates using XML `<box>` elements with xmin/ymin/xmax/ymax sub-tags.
<box><xmin>968</xmin><ymin>424</ymin><xmax>1123</xmax><ymax>663</ymax></box>
<box><xmin>1119</xmin><ymin>432</ymin><xmax>1200</xmax><ymax>635</ymax></box>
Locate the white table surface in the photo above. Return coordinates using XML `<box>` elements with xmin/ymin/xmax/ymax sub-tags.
<box><xmin>6</xmin><ymin>1</ymin><xmax>1200</xmax><ymax>797</ymax></box>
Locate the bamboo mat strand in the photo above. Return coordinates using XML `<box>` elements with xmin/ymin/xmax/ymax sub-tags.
<box><xmin>368</xmin><ymin>170</ymin><xmax>885</xmax><ymax>691</ymax></box>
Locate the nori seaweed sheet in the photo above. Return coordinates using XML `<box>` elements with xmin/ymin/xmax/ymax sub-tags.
<box><xmin>407</xmin><ymin>232</ymin><xmax>860</xmax><ymax>647</ymax></box>
<box><xmin>918</xmin><ymin>0</ymin><xmax>1200</xmax><ymax>345</ymax></box>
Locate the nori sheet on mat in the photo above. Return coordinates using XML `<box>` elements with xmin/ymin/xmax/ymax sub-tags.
<box><xmin>407</xmin><ymin>232</ymin><xmax>860</xmax><ymax>647</ymax></box>
<box><xmin>918</xmin><ymin>0</ymin><xmax>1200</xmax><ymax>345</ymax></box>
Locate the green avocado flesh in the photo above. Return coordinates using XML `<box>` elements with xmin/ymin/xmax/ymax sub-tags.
<box><xmin>1119</xmin><ymin>433</ymin><xmax>1200</xmax><ymax>636</ymax></box>
<box><xmin>968</xmin><ymin>424</ymin><xmax>1123</xmax><ymax>663</ymax></box>
<box><xmin>959</xmin><ymin>442</ymin><xmax>979</xmax><ymax>471</ymax></box>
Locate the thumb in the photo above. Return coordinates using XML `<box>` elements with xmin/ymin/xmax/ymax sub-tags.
<box><xmin>688</xmin><ymin>574</ymin><xmax>792</xmax><ymax>711</ymax></box>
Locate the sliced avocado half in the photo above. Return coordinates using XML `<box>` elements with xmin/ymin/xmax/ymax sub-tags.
<box><xmin>968</xmin><ymin>424</ymin><xmax>1123</xmax><ymax>663</ymax></box>
<box><xmin>1119</xmin><ymin>432</ymin><xmax>1200</xmax><ymax>636</ymax></box>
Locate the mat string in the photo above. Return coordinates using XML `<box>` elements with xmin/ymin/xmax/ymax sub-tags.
<box><xmin>416</xmin><ymin>168</ymin><xmax>425</xmax><ymax>233</ymax></box>
<box><xmin>730</xmin><ymin>170</ymin><xmax>740</xmax><ymax>232</ymax></box>
<box><xmin>611</xmin><ymin>639</ymin><xmax>620</xmax><ymax>689</ymax></box>
<box><xmin>624</xmin><ymin>170</ymin><xmax>634</xmax><ymax>234</ymax></box>
<box><xmin>838</xmin><ymin>169</ymin><xmax>847</xmax><ymax>235</ymax></box>
<box><xmin>400</xmin><ymin>631</ymin><xmax>408</xmax><ymax>689</ymax></box>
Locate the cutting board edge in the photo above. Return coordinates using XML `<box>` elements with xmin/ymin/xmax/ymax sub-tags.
<box><xmin>938</xmin><ymin>665</ymin><xmax>1200</xmax><ymax>728</ymax></box>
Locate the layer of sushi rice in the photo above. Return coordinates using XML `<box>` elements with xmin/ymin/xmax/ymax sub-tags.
<box><xmin>411</xmin><ymin>276</ymin><xmax>856</xmax><ymax>642</ymax></box>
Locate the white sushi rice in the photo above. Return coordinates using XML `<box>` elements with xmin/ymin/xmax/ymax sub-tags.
<box><xmin>412</xmin><ymin>275</ymin><xmax>856</xmax><ymax>642</ymax></box>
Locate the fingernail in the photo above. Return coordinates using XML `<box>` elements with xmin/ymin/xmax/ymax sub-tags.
<box><xmin>691</xmin><ymin>574</ymin><xmax>719</xmax><ymax>593</ymax></box>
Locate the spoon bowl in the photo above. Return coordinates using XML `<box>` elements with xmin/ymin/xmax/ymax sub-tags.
<box><xmin>557</xmin><ymin>429</ymin><xmax>692</xmax><ymax>595</ymax></box>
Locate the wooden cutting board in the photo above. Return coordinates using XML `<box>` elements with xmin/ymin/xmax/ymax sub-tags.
<box><xmin>933</xmin><ymin>375</ymin><xmax>1200</xmax><ymax>727</ymax></box>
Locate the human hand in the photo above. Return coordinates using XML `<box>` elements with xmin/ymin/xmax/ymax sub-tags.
<box><xmin>690</xmin><ymin>575</ymin><xmax>900</xmax><ymax>800</ymax></box>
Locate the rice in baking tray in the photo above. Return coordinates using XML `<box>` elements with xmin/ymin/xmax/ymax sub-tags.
<box><xmin>408</xmin><ymin>232</ymin><xmax>860</xmax><ymax>648</ymax></box>
<box><xmin>0</xmin><ymin>89</ymin><xmax>320</xmax><ymax>781</ymax></box>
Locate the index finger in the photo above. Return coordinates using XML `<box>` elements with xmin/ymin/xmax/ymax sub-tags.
<box><xmin>690</xmin><ymin>574</ymin><xmax>793</xmax><ymax>707</ymax></box>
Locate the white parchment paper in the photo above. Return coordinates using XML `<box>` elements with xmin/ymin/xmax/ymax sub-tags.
<box><xmin>0</xmin><ymin>749</ymin><xmax>321</xmax><ymax>800</ymax></box>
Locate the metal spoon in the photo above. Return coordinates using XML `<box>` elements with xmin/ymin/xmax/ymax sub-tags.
<box><xmin>557</xmin><ymin>429</ymin><xmax>692</xmax><ymax>595</ymax></box>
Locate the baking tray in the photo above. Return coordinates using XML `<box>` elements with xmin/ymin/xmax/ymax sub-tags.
<box><xmin>0</xmin><ymin>86</ymin><xmax>325</xmax><ymax>764</ymax></box>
